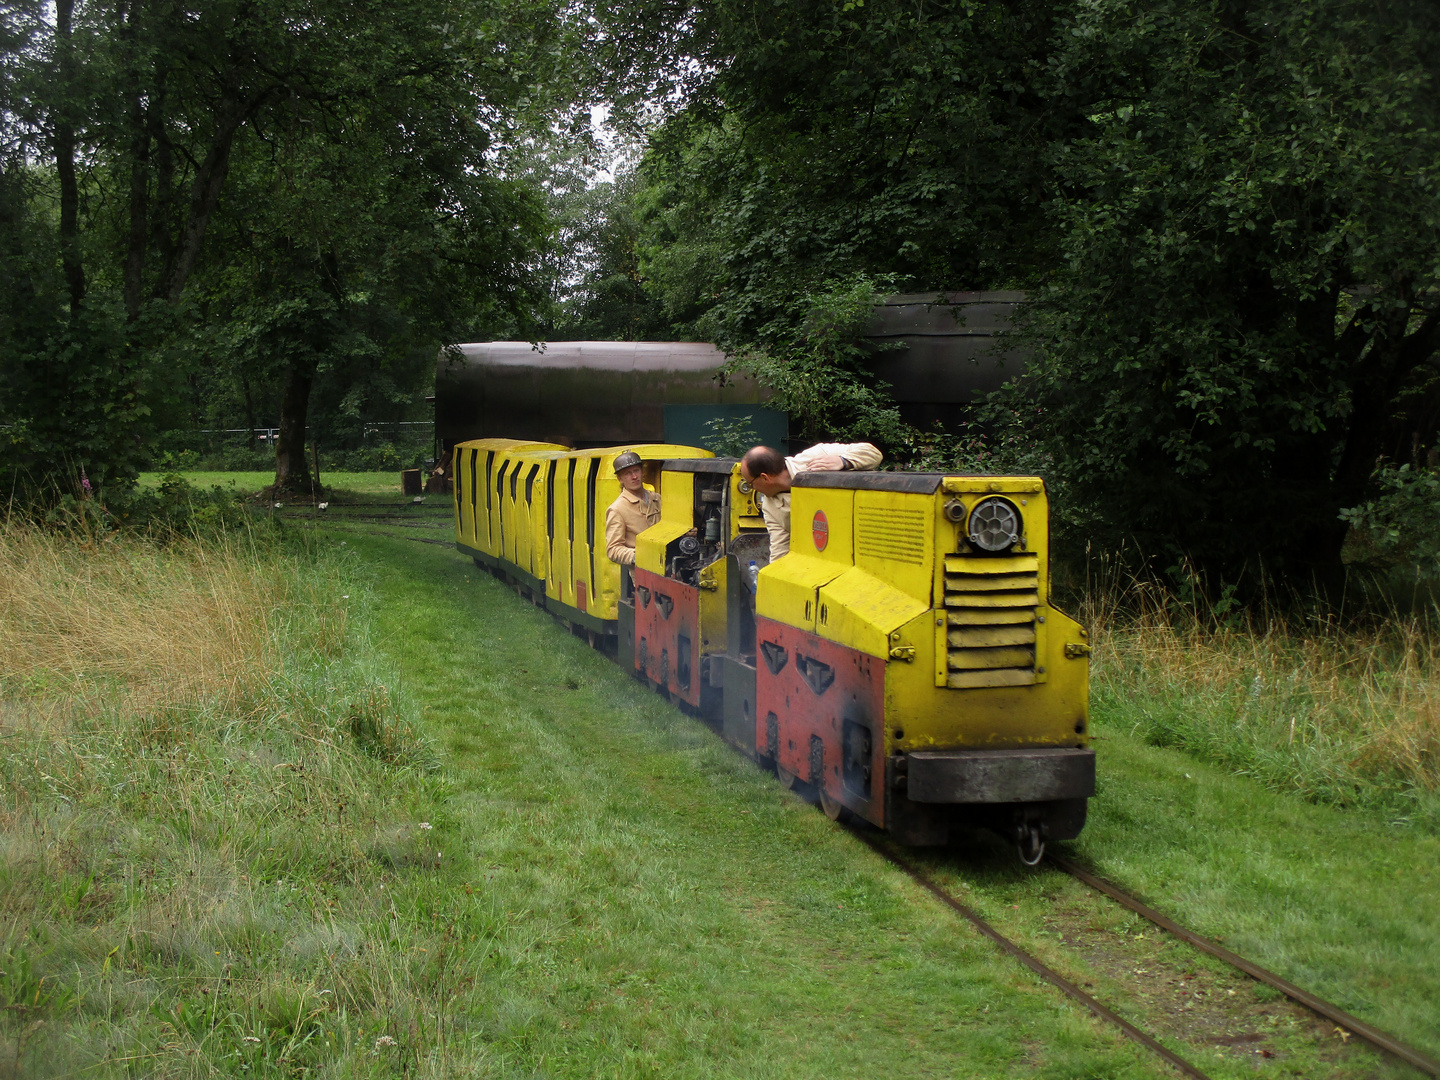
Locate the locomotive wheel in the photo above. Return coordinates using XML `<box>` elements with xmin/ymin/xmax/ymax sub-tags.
<box><xmin>819</xmin><ymin>785</ymin><xmax>850</xmax><ymax>823</ymax></box>
<box><xmin>775</xmin><ymin>763</ymin><xmax>797</xmax><ymax>790</ymax></box>
<box><xmin>1017</xmin><ymin>821</ymin><xmax>1046</xmax><ymax>866</ymax></box>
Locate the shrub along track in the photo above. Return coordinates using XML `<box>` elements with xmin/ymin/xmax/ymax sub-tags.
<box><xmin>311</xmin><ymin>504</ymin><xmax>1435</xmax><ymax>1079</ymax></box>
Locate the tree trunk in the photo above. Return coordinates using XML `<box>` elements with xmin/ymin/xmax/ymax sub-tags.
<box><xmin>274</xmin><ymin>359</ymin><xmax>316</xmax><ymax>494</ymax></box>
<box><xmin>54</xmin><ymin>0</ymin><xmax>85</xmax><ymax>316</ymax></box>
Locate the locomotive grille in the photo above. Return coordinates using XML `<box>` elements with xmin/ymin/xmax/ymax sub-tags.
<box><xmin>943</xmin><ymin>552</ymin><xmax>1039</xmax><ymax>688</ymax></box>
<box><xmin>856</xmin><ymin>506</ymin><xmax>927</xmax><ymax>564</ymax></box>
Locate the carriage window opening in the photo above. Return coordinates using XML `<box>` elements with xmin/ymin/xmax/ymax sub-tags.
<box><xmin>510</xmin><ymin>464</ymin><xmax>520</xmax><ymax>499</ymax></box>
<box><xmin>567</xmin><ymin>459</ymin><xmax>577</xmax><ymax>542</ymax></box>
<box><xmin>484</xmin><ymin>451</ymin><xmax>496</xmax><ymax>547</ymax></box>
<box><xmin>468</xmin><ymin>450</ymin><xmax>479</xmax><ymax>537</ymax></box>
<box><xmin>525</xmin><ymin>464</ymin><xmax>538</xmax><ymax>503</ymax></box>
<box><xmin>585</xmin><ymin>457</ymin><xmax>600</xmax><ymax>592</ymax></box>
<box><xmin>496</xmin><ymin>461</ymin><xmax>509</xmax><ymax>551</ymax></box>
<box><xmin>546</xmin><ymin>462</ymin><xmax>557</xmax><ymax>542</ymax></box>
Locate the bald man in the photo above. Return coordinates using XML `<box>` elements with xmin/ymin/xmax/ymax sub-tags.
<box><xmin>739</xmin><ymin>442</ymin><xmax>882</xmax><ymax>560</ymax></box>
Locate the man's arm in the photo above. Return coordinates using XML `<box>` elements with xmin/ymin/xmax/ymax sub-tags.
<box><xmin>791</xmin><ymin>442</ymin><xmax>882</xmax><ymax>473</ymax></box>
<box><xmin>605</xmin><ymin>506</ymin><xmax>635</xmax><ymax>565</ymax></box>
<box><xmin>761</xmin><ymin>495</ymin><xmax>790</xmax><ymax>560</ymax></box>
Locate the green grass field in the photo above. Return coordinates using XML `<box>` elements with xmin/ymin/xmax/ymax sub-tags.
<box><xmin>137</xmin><ymin>470</ymin><xmax>410</xmax><ymax>499</ymax></box>
<box><xmin>2</xmin><ymin>508</ymin><xmax>1436</xmax><ymax>1077</ymax></box>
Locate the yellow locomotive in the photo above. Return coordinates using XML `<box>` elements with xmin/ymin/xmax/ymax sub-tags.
<box><xmin>454</xmin><ymin>439</ymin><xmax>1093</xmax><ymax>859</ymax></box>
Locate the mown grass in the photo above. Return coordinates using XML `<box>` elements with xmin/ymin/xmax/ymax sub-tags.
<box><xmin>1076</xmin><ymin>564</ymin><xmax>1440</xmax><ymax>830</ymax></box>
<box><xmin>6</xmin><ymin>515</ymin><xmax>1436</xmax><ymax>1077</ymax></box>
<box><xmin>136</xmin><ymin>471</ymin><xmax>410</xmax><ymax>499</ymax></box>
<box><xmin>331</xmin><ymin>524</ymin><xmax>1437</xmax><ymax>1077</ymax></box>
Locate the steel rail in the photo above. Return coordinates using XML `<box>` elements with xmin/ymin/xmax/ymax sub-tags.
<box><xmin>852</xmin><ymin>832</ymin><xmax>1212</xmax><ymax>1080</ymax></box>
<box><xmin>1048</xmin><ymin>853</ymin><xmax>1439</xmax><ymax>1077</ymax></box>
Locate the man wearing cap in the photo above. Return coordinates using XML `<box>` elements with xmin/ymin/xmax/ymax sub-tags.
<box><xmin>605</xmin><ymin>450</ymin><xmax>661</xmax><ymax>565</ymax></box>
<box><xmin>740</xmin><ymin>442</ymin><xmax>882</xmax><ymax>561</ymax></box>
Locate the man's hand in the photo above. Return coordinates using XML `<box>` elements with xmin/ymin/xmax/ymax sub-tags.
<box><xmin>804</xmin><ymin>453</ymin><xmax>847</xmax><ymax>472</ymax></box>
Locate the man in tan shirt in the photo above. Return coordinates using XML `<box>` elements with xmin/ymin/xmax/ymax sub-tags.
<box><xmin>739</xmin><ymin>442</ymin><xmax>883</xmax><ymax>560</ymax></box>
<box><xmin>604</xmin><ymin>450</ymin><xmax>661</xmax><ymax>565</ymax></box>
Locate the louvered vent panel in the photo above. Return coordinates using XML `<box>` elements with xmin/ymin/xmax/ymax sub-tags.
<box><xmin>944</xmin><ymin>553</ymin><xmax>1039</xmax><ymax>688</ymax></box>
<box><xmin>856</xmin><ymin>507</ymin><xmax>926</xmax><ymax>564</ymax></box>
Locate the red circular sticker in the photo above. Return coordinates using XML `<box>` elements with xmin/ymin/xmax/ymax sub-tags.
<box><xmin>812</xmin><ymin>510</ymin><xmax>829</xmax><ymax>551</ymax></box>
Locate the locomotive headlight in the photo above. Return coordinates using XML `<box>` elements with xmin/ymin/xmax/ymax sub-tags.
<box><xmin>967</xmin><ymin>497</ymin><xmax>1023</xmax><ymax>552</ymax></box>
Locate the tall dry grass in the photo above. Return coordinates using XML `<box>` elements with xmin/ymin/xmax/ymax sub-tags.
<box><xmin>1077</xmin><ymin>557</ymin><xmax>1440</xmax><ymax>820</ymax></box>
<box><xmin>0</xmin><ymin>522</ymin><xmax>434</xmax><ymax>1077</ymax></box>
<box><xmin>0</xmin><ymin>522</ymin><xmax>342</xmax><ymax>720</ymax></box>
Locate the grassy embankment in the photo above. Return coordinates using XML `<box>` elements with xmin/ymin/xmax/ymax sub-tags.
<box><xmin>1078</xmin><ymin>565</ymin><xmax>1440</xmax><ymax>831</ymax></box>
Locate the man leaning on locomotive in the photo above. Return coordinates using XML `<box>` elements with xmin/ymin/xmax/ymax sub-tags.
<box><xmin>740</xmin><ymin>442</ymin><xmax>882</xmax><ymax>561</ymax></box>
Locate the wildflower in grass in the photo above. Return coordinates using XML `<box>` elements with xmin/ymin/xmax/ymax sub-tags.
<box><xmin>419</xmin><ymin>822</ymin><xmax>432</xmax><ymax>830</ymax></box>
<box><xmin>374</xmin><ymin>1035</ymin><xmax>398</xmax><ymax>1049</ymax></box>
<box><xmin>243</xmin><ymin>1036</ymin><xmax>261</xmax><ymax>1044</ymax></box>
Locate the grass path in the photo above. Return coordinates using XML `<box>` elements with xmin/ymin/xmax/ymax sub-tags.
<box><xmin>337</xmin><ymin>525</ymin><xmax>1438</xmax><ymax>1078</ymax></box>
<box><xmin>337</xmin><ymin>527</ymin><xmax>1154</xmax><ymax>1078</ymax></box>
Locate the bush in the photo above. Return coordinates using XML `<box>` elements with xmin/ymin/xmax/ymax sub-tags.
<box><xmin>1340</xmin><ymin>463</ymin><xmax>1440</xmax><ymax>576</ymax></box>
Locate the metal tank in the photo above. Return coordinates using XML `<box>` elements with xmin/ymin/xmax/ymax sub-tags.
<box><xmin>864</xmin><ymin>291</ymin><xmax>1028</xmax><ymax>432</ymax></box>
<box><xmin>434</xmin><ymin>341</ymin><xmax>786</xmax><ymax>456</ymax></box>
<box><xmin>434</xmin><ymin>293</ymin><xmax>1025</xmax><ymax>454</ymax></box>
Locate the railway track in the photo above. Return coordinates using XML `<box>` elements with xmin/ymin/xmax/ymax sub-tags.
<box><xmin>855</xmin><ymin>829</ymin><xmax>1439</xmax><ymax>1078</ymax></box>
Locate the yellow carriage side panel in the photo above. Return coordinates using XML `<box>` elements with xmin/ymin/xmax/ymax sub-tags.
<box><xmin>854</xmin><ymin>488</ymin><xmax>934</xmax><ymax>603</ymax></box>
<box><xmin>636</xmin><ymin>469</ymin><xmax>693</xmax><ymax>575</ymax></box>
<box><xmin>570</xmin><ymin>453</ymin><xmax>603</xmax><ymax>614</ymax></box>
<box><xmin>453</xmin><ymin>445</ymin><xmax>470</xmax><ymax>545</ymax></box>
<box><xmin>453</xmin><ymin>439</ymin><xmax>565</xmax><ymax>555</ymax></box>
<box><xmin>549</xmin><ymin>456</ymin><xmax>580</xmax><ymax>605</ymax></box>
<box><xmin>816</xmin><ymin>567</ymin><xmax>929</xmax><ymax>659</ymax></box>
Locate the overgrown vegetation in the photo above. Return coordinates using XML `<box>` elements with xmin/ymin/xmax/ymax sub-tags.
<box><xmin>1079</xmin><ymin>558</ymin><xmax>1440</xmax><ymax>830</ymax></box>
<box><xmin>0</xmin><ymin>522</ymin><xmax>441</xmax><ymax>1075</ymax></box>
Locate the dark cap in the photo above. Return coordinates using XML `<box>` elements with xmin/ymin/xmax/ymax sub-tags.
<box><xmin>612</xmin><ymin>450</ymin><xmax>643</xmax><ymax>475</ymax></box>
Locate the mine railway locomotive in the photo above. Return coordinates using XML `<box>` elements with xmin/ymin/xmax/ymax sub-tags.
<box><xmin>454</xmin><ymin>438</ymin><xmax>1094</xmax><ymax>860</ymax></box>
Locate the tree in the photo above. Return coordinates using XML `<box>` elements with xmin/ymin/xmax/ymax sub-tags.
<box><xmin>1009</xmin><ymin>0</ymin><xmax>1440</xmax><ymax>589</ymax></box>
<box><xmin>1</xmin><ymin>0</ymin><xmax>692</xmax><ymax>495</ymax></box>
<box><xmin>623</xmin><ymin>0</ymin><xmax>1440</xmax><ymax>593</ymax></box>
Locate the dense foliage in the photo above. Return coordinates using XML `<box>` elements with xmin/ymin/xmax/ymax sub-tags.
<box><xmin>4</xmin><ymin>0</ymin><xmax>1439</xmax><ymax>586</ymax></box>
<box><xmin>0</xmin><ymin>0</ymin><xmax>681</xmax><ymax>494</ymax></box>
<box><xmin>605</xmin><ymin>0</ymin><xmax>1440</xmax><ymax>589</ymax></box>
